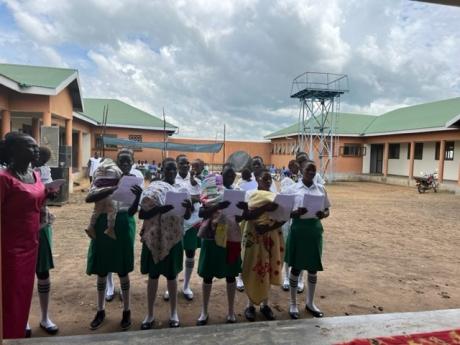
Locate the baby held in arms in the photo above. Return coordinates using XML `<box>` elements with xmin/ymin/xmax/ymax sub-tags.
<box><xmin>85</xmin><ymin>159</ymin><xmax>122</xmax><ymax>240</ymax></box>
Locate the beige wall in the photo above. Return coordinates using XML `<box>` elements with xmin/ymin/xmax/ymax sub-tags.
<box><xmin>50</xmin><ymin>88</ymin><xmax>73</xmax><ymax>119</ymax></box>
<box><xmin>270</xmin><ymin>137</ymin><xmax>365</xmax><ymax>174</ymax></box>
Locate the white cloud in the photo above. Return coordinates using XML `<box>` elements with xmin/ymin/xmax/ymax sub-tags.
<box><xmin>1</xmin><ymin>0</ymin><xmax>459</xmax><ymax>139</ymax></box>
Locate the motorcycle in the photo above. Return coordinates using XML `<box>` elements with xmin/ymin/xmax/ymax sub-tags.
<box><xmin>414</xmin><ymin>172</ymin><xmax>438</xmax><ymax>193</ymax></box>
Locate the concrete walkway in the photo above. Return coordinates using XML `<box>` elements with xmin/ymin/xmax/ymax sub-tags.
<box><xmin>6</xmin><ymin>309</ymin><xmax>460</xmax><ymax>345</ymax></box>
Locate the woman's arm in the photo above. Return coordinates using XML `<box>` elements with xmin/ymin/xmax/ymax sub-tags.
<box><xmin>199</xmin><ymin>201</ymin><xmax>230</xmax><ymax>219</ymax></box>
<box><xmin>127</xmin><ymin>185</ymin><xmax>143</xmax><ymax>216</ymax></box>
<box><xmin>255</xmin><ymin>221</ymin><xmax>285</xmax><ymax>235</ymax></box>
<box><xmin>183</xmin><ymin>199</ymin><xmax>193</xmax><ymax>220</ymax></box>
<box><xmin>139</xmin><ymin>205</ymin><xmax>173</xmax><ymax>220</ymax></box>
<box><xmin>85</xmin><ymin>186</ymin><xmax>117</xmax><ymax>203</ymax></box>
<box><xmin>242</xmin><ymin>202</ymin><xmax>278</xmax><ymax>220</ymax></box>
<box><xmin>291</xmin><ymin>207</ymin><xmax>308</xmax><ymax>219</ymax></box>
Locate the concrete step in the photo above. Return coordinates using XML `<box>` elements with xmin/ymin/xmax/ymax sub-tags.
<box><xmin>6</xmin><ymin>308</ymin><xmax>460</xmax><ymax>345</ymax></box>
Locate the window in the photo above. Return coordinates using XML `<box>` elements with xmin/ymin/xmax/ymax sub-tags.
<box><xmin>95</xmin><ymin>134</ymin><xmax>117</xmax><ymax>150</ymax></box>
<box><xmin>445</xmin><ymin>141</ymin><xmax>455</xmax><ymax>161</ymax></box>
<box><xmin>407</xmin><ymin>143</ymin><xmax>411</xmax><ymax>159</ymax></box>
<box><xmin>435</xmin><ymin>142</ymin><xmax>440</xmax><ymax>160</ymax></box>
<box><xmin>388</xmin><ymin>143</ymin><xmax>400</xmax><ymax>159</ymax></box>
<box><xmin>128</xmin><ymin>134</ymin><xmax>143</xmax><ymax>151</ymax></box>
<box><xmin>340</xmin><ymin>144</ymin><xmax>365</xmax><ymax>157</ymax></box>
<box><xmin>414</xmin><ymin>143</ymin><xmax>423</xmax><ymax>160</ymax></box>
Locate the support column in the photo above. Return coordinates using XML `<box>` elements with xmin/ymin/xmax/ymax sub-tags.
<box><xmin>408</xmin><ymin>141</ymin><xmax>415</xmax><ymax>181</ymax></box>
<box><xmin>32</xmin><ymin>118</ymin><xmax>40</xmax><ymax>142</ymax></box>
<box><xmin>65</xmin><ymin>119</ymin><xmax>73</xmax><ymax>193</ymax></box>
<box><xmin>383</xmin><ymin>142</ymin><xmax>389</xmax><ymax>177</ymax></box>
<box><xmin>1</xmin><ymin>109</ymin><xmax>11</xmax><ymax>138</ymax></box>
<box><xmin>42</xmin><ymin>111</ymin><xmax>52</xmax><ymax>127</ymax></box>
<box><xmin>65</xmin><ymin>119</ymin><xmax>72</xmax><ymax>146</ymax></box>
<box><xmin>438</xmin><ymin>140</ymin><xmax>445</xmax><ymax>184</ymax></box>
<box><xmin>77</xmin><ymin>130</ymin><xmax>83</xmax><ymax>172</ymax></box>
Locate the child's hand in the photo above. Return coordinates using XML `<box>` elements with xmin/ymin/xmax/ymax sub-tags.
<box><xmin>130</xmin><ymin>185</ymin><xmax>143</xmax><ymax>198</ymax></box>
<box><xmin>264</xmin><ymin>202</ymin><xmax>278</xmax><ymax>212</ymax></box>
<box><xmin>236</xmin><ymin>201</ymin><xmax>248</xmax><ymax>210</ymax></box>
<box><xmin>182</xmin><ymin>199</ymin><xmax>192</xmax><ymax>209</ymax></box>
<box><xmin>218</xmin><ymin>200</ymin><xmax>231</xmax><ymax>209</ymax></box>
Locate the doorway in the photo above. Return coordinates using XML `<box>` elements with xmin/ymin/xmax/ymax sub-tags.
<box><xmin>370</xmin><ymin>144</ymin><xmax>384</xmax><ymax>174</ymax></box>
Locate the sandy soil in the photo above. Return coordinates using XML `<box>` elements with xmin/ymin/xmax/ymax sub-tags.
<box><xmin>27</xmin><ymin>181</ymin><xmax>460</xmax><ymax>337</ymax></box>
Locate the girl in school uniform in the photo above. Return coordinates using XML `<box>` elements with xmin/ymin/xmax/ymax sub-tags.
<box><xmin>139</xmin><ymin>158</ymin><xmax>192</xmax><ymax>329</ymax></box>
<box><xmin>85</xmin><ymin>149</ymin><xmax>143</xmax><ymax>331</ymax></box>
<box><xmin>284</xmin><ymin>161</ymin><xmax>330</xmax><ymax>319</ymax></box>
<box><xmin>195</xmin><ymin>165</ymin><xmax>243</xmax><ymax>325</ymax></box>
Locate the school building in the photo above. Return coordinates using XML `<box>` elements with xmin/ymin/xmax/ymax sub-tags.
<box><xmin>0</xmin><ymin>63</ymin><xmax>270</xmax><ymax>185</ymax></box>
<box><xmin>1</xmin><ymin>62</ymin><xmax>459</xmax><ymax>192</ymax></box>
<box><xmin>265</xmin><ymin>98</ymin><xmax>460</xmax><ymax>190</ymax></box>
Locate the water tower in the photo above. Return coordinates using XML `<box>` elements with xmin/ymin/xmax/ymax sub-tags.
<box><xmin>290</xmin><ymin>72</ymin><xmax>349</xmax><ymax>181</ymax></box>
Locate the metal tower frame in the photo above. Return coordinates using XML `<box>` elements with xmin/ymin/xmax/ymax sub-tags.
<box><xmin>291</xmin><ymin>72</ymin><xmax>349</xmax><ymax>181</ymax></box>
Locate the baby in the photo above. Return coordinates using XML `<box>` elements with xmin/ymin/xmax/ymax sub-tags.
<box><xmin>85</xmin><ymin>159</ymin><xmax>122</xmax><ymax>240</ymax></box>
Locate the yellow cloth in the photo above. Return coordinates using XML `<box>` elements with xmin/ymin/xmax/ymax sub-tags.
<box><xmin>241</xmin><ymin>190</ymin><xmax>284</xmax><ymax>305</ymax></box>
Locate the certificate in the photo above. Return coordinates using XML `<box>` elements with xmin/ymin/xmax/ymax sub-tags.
<box><xmin>45</xmin><ymin>179</ymin><xmax>66</xmax><ymax>192</ymax></box>
<box><xmin>164</xmin><ymin>191</ymin><xmax>189</xmax><ymax>217</ymax></box>
<box><xmin>111</xmin><ymin>175</ymin><xmax>144</xmax><ymax>205</ymax></box>
<box><xmin>222</xmin><ymin>189</ymin><xmax>246</xmax><ymax>217</ymax></box>
<box><xmin>269</xmin><ymin>194</ymin><xmax>296</xmax><ymax>222</ymax></box>
<box><xmin>302</xmin><ymin>194</ymin><xmax>325</xmax><ymax>218</ymax></box>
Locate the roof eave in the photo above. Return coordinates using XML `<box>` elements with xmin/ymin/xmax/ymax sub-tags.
<box><xmin>445</xmin><ymin>114</ymin><xmax>460</xmax><ymax>128</ymax></box>
<box><xmin>362</xmin><ymin>126</ymin><xmax>457</xmax><ymax>137</ymax></box>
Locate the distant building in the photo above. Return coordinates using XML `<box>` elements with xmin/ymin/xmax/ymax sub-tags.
<box><xmin>265</xmin><ymin>98</ymin><xmax>460</xmax><ymax>189</ymax></box>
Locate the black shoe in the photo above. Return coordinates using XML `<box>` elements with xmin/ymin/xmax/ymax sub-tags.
<box><xmin>140</xmin><ymin>320</ymin><xmax>154</xmax><ymax>330</ymax></box>
<box><xmin>169</xmin><ymin>319</ymin><xmax>180</xmax><ymax>328</ymax></box>
<box><xmin>196</xmin><ymin>316</ymin><xmax>208</xmax><ymax>326</ymax></box>
<box><xmin>40</xmin><ymin>323</ymin><xmax>59</xmax><ymax>335</ymax></box>
<box><xmin>260</xmin><ymin>305</ymin><xmax>275</xmax><ymax>321</ymax></box>
<box><xmin>289</xmin><ymin>311</ymin><xmax>299</xmax><ymax>320</ymax></box>
<box><xmin>244</xmin><ymin>306</ymin><xmax>256</xmax><ymax>322</ymax></box>
<box><xmin>120</xmin><ymin>310</ymin><xmax>132</xmax><ymax>330</ymax></box>
<box><xmin>25</xmin><ymin>328</ymin><xmax>32</xmax><ymax>338</ymax></box>
<box><xmin>90</xmin><ymin>310</ymin><xmax>106</xmax><ymax>330</ymax></box>
<box><xmin>305</xmin><ymin>305</ymin><xmax>324</xmax><ymax>318</ymax></box>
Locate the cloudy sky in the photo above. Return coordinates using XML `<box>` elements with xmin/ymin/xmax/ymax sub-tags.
<box><xmin>1</xmin><ymin>0</ymin><xmax>459</xmax><ymax>139</ymax></box>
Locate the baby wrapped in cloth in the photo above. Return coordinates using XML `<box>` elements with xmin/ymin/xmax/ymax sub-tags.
<box><xmin>241</xmin><ymin>190</ymin><xmax>284</xmax><ymax>305</ymax></box>
<box><xmin>140</xmin><ymin>181</ymin><xmax>190</xmax><ymax>264</ymax></box>
<box><xmin>85</xmin><ymin>159</ymin><xmax>122</xmax><ymax>240</ymax></box>
<box><xmin>198</xmin><ymin>174</ymin><xmax>241</xmax><ymax>264</ymax></box>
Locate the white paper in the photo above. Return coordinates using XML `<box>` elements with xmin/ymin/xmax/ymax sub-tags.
<box><xmin>222</xmin><ymin>189</ymin><xmax>246</xmax><ymax>217</ymax></box>
<box><xmin>269</xmin><ymin>194</ymin><xmax>296</xmax><ymax>222</ymax></box>
<box><xmin>111</xmin><ymin>175</ymin><xmax>144</xmax><ymax>205</ymax></box>
<box><xmin>164</xmin><ymin>191</ymin><xmax>189</xmax><ymax>217</ymax></box>
<box><xmin>302</xmin><ymin>194</ymin><xmax>325</xmax><ymax>218</ymax></box>
<box><xmin>45</xmin><ymin>179</ymin><xmax>65</xmax><ymax>191</ymax></box>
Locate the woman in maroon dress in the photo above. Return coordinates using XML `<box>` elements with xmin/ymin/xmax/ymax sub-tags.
<box><xmin>0</xmin><ymin>132</ymin><xmax>51</xmax><ymax>339</ymax></box>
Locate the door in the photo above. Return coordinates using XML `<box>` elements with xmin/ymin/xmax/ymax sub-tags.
<box><xmin>370</xmin><ymin>144</ymin><xmax>384</xmax><ymax>174</ymax></box>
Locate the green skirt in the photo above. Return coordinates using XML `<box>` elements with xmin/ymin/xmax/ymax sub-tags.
<box><xmin>198</xmin><ymin>240</ymin><xmax>242</xmax><ymax>279</ymax></box>
<box><xmin>141</xmin><ymin>241</ymin><xmax>183</xmax><ymax>279</ymax></box>
<box><xmin>285</xmin><ymin>218</ymin><xmax>324</xmax><ymax>272</ymax></box>
<box><xmin>86</xmin><ymin>212</ymin><xmax>136</xmax><ymax>276</ymax></box>
<box><xmin>183</xmin><ymin>227</ymin><xmax>201</xmax><ymax>251</ymax></box>
<box><xmin>36</xmin><ymin>225</ymin><xmax>54</xmax><ymax>274</ymax></box>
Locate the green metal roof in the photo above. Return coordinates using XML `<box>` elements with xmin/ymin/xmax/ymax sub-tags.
<box><xmin>265</xmin><ymin>113</ymin><xmax>376</xmax><ymax>139</ymax></box>
<box><xmin>266</xmin><ymin>98</ymin><xmax>460</xmax><ymax>139</ymax></box>
<box><xmin>363</xmin><ymin>97</ymin><xmax>460</xmax><ymax>134</ymax></box>
<box><xmin>78</xmin><ymin>98</ymin><xmax>177</xmax><ymax>131</ymax></box>
<box><xmin>0</xmin><ymin>63</ymin><xmax>77</xmax><ymax>89</ymax></box>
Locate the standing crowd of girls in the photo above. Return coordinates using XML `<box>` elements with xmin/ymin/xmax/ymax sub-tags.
<box><xmin>0</xmin><ymin>132</ymin><xmax>330</xmax><ymax>339</ymax></box>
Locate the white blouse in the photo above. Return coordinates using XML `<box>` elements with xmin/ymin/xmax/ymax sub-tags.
<box><xmin>283</xmin><ymin>180</ymin><xmax>331</xmax><ymax>219</ymax></box>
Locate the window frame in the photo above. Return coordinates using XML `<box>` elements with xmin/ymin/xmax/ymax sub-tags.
<box><xmin>340</xmin><ymin>143</ymin><xmax>365</xmax><ymax>157</ymax></box>
<box><xmin>388</xmin><ymin>143</ymin><xmax>400</xmax><ymax>159</ymax></box>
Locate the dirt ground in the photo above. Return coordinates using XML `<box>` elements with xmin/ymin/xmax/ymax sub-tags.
<box><xmin>27</xmin><ymin>181</ymin><xmax>460</xmax><ymax>337</ymax></box>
